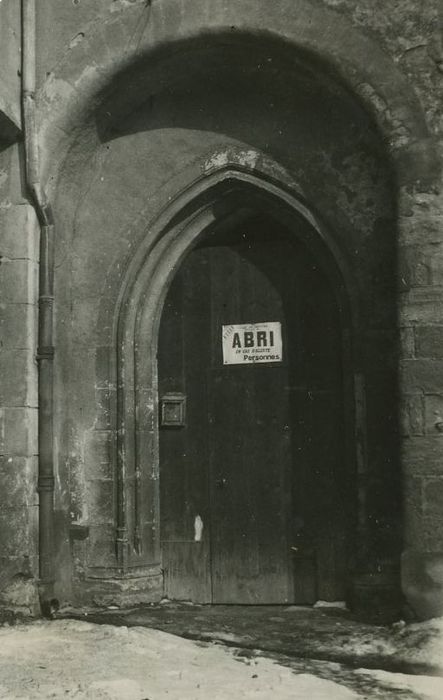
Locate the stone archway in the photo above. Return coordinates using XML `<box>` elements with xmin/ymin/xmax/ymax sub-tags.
<box><xmin>39</xmin><ymin>0</ymin><xmax>437</xmax><ymax>192</ymax></box>
<box><xmin>114</xmin><ymin>168</ymin><xmax>360</xmax><ymax>602</ymax></box>
<box><xmin>42</xmin><ymin>2</ymin><xmax>441</xmax><ymax>614</ymax></box>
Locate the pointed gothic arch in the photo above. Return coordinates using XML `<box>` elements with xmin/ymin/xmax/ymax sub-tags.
<box><xmin>112</xmin><ymin>167</ymin><xmax>361</xmax><ymax>590</ymax></box>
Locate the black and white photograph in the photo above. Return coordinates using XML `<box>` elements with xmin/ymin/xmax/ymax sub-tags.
<box><xmin>0</xmin><ymin>1</ymin><xmax>442</xmax><ymax>697</ymax></box>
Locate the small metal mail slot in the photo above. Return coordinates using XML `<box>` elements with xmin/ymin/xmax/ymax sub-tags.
<box><xmin>160</xmin><ymin>393</ymin><xmax>186</xmax><ymax>427</ymax></box>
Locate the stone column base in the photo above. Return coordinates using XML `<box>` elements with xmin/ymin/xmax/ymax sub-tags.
<box><xmin>73</xmin><ymin>569</ymin><xmax>164</xmax><ymax>609</ymax></box>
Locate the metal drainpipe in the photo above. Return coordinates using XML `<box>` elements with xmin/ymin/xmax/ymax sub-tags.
<box><xmin>21</xmin><ymin>0</ymin><xmax>57</xmax><ymax>617</ymax></box>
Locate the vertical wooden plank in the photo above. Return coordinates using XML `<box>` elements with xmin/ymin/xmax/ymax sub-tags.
<box><xmin>209</xmin><ymin>237</ymin><xmax>295</xmax><ymax>603</ymax></box>
<box><xmin>209</xmin><ymin>365</ymin><xmax>295</xmax><ymax>603</ymax></box>
<box><xmin>159</xmin><ymin>249</ymin><xmax>212</xmax><ymax>602</ymax></box>
<box><xmin>162</xmin><ymin>541</ymin><xmax>211</xmax><ymax>603</ymax></box>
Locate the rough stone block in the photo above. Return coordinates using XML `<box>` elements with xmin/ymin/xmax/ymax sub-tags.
<box><xmin>84</xmin><ymin>430</ymin><xmax>113</xmax><ymax>480</ymax></box>
<box><xmin>86</xmin><ymin>480</ymin><xmax>115</xmax><ymax>525</ymax></box>
<box><xmin>416</xmin><ymin>326</ymin><xmax>443</xmax><ymax>359</ymax></box>
<box><xmin>401</xmin><ymin>437</ymin><xmax>443</xmax><ymax>475</ymax></box>
<box><xmin>0</xmin><ymin>455</ymin><xmax>38</xmax><ymax>506</ymax></box>
<box><xmin>0</xmin><ymin>407</ymin><xmax>38</xmax><ymax>455</ymax></box>
<box><xmin>398</xmin><ymin>245</ymin><xmax>432</xmax><ymax>288</ymax></box>
<box><xmin>402</xmin><ymin>550</ymin><xmax>443</xmax><ymax>618</ymax></box>
<box><xmin>0</xmin><ymin>554</ymin><xmax>39</xmax><ymax>614</ymax></box>
<box><xmin>68</xmin><ymin>452</ymin><xmax>88</xmax><ymax>525</ymax></box>
<box><xmin>0</xmin><ymin>505</ymin><xmax>38</xmax><ymax>557</ymax></box>
<box><xmin>0</xmin><ymin>0</ymin><xmax>20</xmax><ymax>94</ymax></box>
<box><xmin>70</xmin><ymin>298</ymin><xmax>102</xmax><ymax>346</ymax></box>
<box><xmin>0</xmin><ymin>576</ymin><xmax>39</xmax><ymax>614</ymax></box>
<box><xmin>424</xmin><ymin>394</ymin><xmax>443</xmax><ymax>436</ymax></box>
<box><xmin>430</xmin><ymin>251</ymin><xmax>443</xmax><ymax>287</ymax></box>
<box><xmin>400</xmin><ymin>359</ymin><xmax>443</xmax><ymax>393</ymax></box>
<box><xmin>404</xmin><ymin>512</ymin><xmax>443</xmax><ymax>553</ymax></box>
<box><xmin>400</xmin><ymin>394</ymin><xmax>425</xmax><ymax>436</ymax></box>
<box><xmin>0</xmin><ymin>302</ymin><xmax>37</xmax><ymax>350</ymax></box>
<box><xmin>423</xmin><ymin>478</ymin><xmax>443</xmax><ymax>520</ymax></box>
<box><xmin>400</xmin><ymin>326</ymin><xmax>415</xmax><ymax>359</ymax></box>
<box><xmin>400</xmin><ymin>213</ymin><xmax>443</xmax><ymax>247</ymax></box>
<box><xmin>0</xmin><ymin>349</ymin><xmax>37</xmax><ymax>407</ymax></box>
<box><xmin>0</xmin><ymin>554</ymin><xmax>37</xmax><ymax>587</ymax></box>
<box><xmin>0</xmin><ymin>205</ymin><xmax>39</xmax><ymax>261</ymax></box>
<box><xmin>86</xmin><ymin>524</ymin><xmax>117</xmax><ymax>569</ymax></box>
<box><xmin>404</xmin><ymin>472</ymin><xmax>423</xmax><ymax>507</ymax></box>
<box><xmin>94</xmin><ymin>387</ymin><xmax>115</xmax><ymax>430</ymax></box>
<box><xmin>95</xmin><ymin>346</ymin><xmax>114</xmax><ymax>390</ymax></box>
<box><xmin>421</xmin><ymin>518</ymin><xmax>443</xmax><ymax>553</ymax></box>
<box><xmin>398</xmin><ymin>240</ymin><xmax>443</xmax><ymax>290</ymax></box>
<box><xmin>58</xmin><ymin>352</ymin><xmax>97</xmax><ymax>426</ymax></box>
<box><xmin>0</xmin><ymin>259</ymin><xmax>38</xmax><ymax>304</ymax></box>
<box><xmin>400</xmin><ymin>288</ymin><xmax>443</xmax><ymax>325</ymax></box>
<box><xmin>75</xmin><ymin>568</ymin><xmax>163</xmax><ymax>607</ymax></box>
<box><xmin>403</xmin><ymin>478</ymin><xmax>423</xmax><ymax>549</ymax></box>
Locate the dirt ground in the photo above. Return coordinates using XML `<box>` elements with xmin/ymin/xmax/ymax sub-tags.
<box><xmin>0</xmin><ymin>607</ymin><xmax>442</xmax><ymax>699</ymax></box>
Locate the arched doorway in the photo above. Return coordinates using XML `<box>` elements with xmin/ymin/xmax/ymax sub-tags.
<box><xmin>114</xmin><ymin>171</ymin><xmax>359</xmax><ymax>605</ymax></box>
<box><xmin>157</xmin><ymin>206</ymin><xmax>353</xmax><ymax>604</ymax></box>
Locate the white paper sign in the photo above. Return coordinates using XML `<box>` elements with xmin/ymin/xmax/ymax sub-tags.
<box><xmin>222</xmin><ymin>322</ymin><xmax>283</xmax><ymax>365</ymax></box>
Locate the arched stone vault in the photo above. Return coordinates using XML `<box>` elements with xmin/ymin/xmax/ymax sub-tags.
<box><xmin>39</xmin><ymin>0</ymin><xmax>438</xmax><ymax>191</ymax></box>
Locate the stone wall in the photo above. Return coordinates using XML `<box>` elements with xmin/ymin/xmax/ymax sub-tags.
<box><xmin>0</xmin><ymin>144</ymin><xmax>40</xmax><ymax>614</ymax></box>
<box><xmin>0</xmin><ymin>1</ymin><xmax>21</xmax><ymax>143</ymax></box>
<box><xmin>0</xmin><ymin>0</ymin><xmax>441</xmax><ymax>617</ymax></box>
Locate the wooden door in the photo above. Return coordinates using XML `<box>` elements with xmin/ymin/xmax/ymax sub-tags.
<box><xmin>158</xmin><ymin>216</ymin><xmax>346</xmax><ymax>604</ymax></box>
